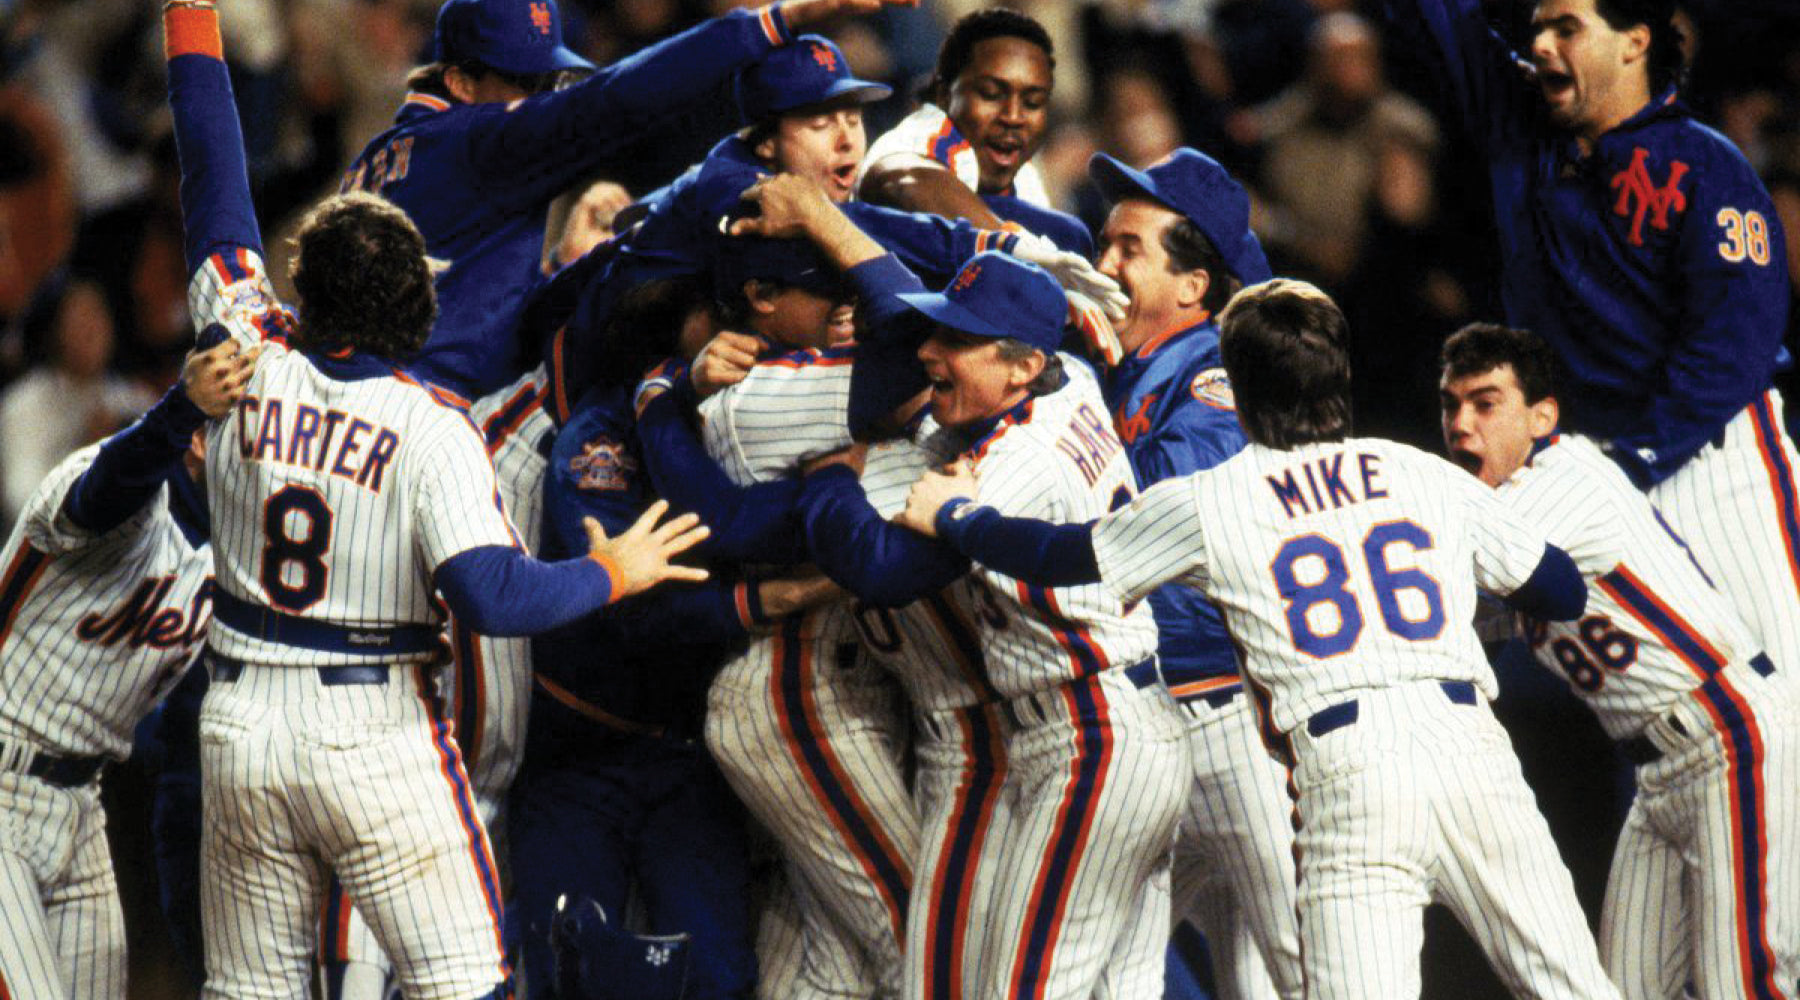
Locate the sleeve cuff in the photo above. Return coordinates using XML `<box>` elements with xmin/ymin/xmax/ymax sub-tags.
<box><xmin>587</xmin><ymin>551</ymin><xmax>622</xmax><ymax>605</ymax></box>
<box><xmin>935</xmin><ymin>497</ymin><xmax>979</xmax><ymax>542</ymax></box>
<box><xmin>735</xmin><ymin>579</ymin><xmax>771</xmax><ymax>628</ymax></box>
<box><xmin>164</xmin><ymin>2</ymin><xmax>223</xmax><ymax>60</ymax></box>
<box><xmin>760</xmin><ymin>3</ymin><xmax>794</xmax><ymax>46</ymax></box>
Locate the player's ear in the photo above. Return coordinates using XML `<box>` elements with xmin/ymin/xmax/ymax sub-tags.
<box><xmin>1528</xmin><ymin>395</ymin><xmax>1559</xmax><ymax>438</ymax></box>
<box><xmin>744</xmin><ymin>280</ymin><xmax>778</xmax><ymax>316</ymax></box>
<box><xmin>443</xmin><ymin>65</ymin><xmax>480</xmax><ymax>105</ymax></box>
<box><xmin>1005</xmin><ymin>347</ymin><xmax>1047</xmax><ymax>390</ymax></box>
<box><xmin>1621</xmin><ymin>21</ymin><xmax>1651</xmax><ymax>66</ymax></box>
<box><xmin>1176</xmin><ymin>268</ymin><xmax>1210</xmax><ymax>311</ymax></box>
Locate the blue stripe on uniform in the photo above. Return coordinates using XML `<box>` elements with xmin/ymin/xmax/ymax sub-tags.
<box><xmin>928</xmin><ymin>706</ymin><xmax>1004</xmax><ymax>999</ymax></box>
<box><xmin>1599</xmin><ymin>568</ymin><xmax>1728</xmax><ymax>676</ymax></box>
<box><xmin>1696</xmin><ymin>677</ymin><xmax>1786</xmax><ymax>1000</ymax></box>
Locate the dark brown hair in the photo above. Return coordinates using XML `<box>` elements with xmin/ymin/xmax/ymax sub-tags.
<box><xmin>1439</xmin><ymin>322</ymin><xmax>1564</xmax><ymax>404</ymax></box>
<box><xmin>288</xmin><ymin>191</ymin><xmax>437</xmax><ymax>360</ymax></box>
<box><xmin>1218</xmin><ymin>279</ymin><xmax>1353</xmax><ymax>449</ymax></box>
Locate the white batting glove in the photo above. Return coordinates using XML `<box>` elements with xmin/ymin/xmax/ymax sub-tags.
<box><xmin>1066</xmin><ymin>290</ymin><xmax>1123</xmax><ymax>367</ymax></box>
<box><xmin>1010</xmin><ymin>232</ymin><xmax>1129</xmax><ymax>322</ymax></box>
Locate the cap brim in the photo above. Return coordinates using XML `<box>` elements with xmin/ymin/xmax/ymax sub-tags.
<box><xmin>1089</xmin><ymin>153</ymin><xmax>1169</xmax><ymax>212</ymax></box>
<box><xmin>775</xmin><ymin>79</ymin><xmax>893</xmax><ymax>115</ymax></box>
<box><xmin>895</xmin><ymin>291</ymin><xmax>1012</xmax><ymax>341</ymax></box>
<box><xmin>486</xmin><ymin>44</ymin><xmax>595</xmax><ymax>76</ymax></box>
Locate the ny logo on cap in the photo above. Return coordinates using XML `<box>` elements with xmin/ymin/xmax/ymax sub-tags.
<box><xmin>1610</xmin><ymin>146</ymin><xmax>1689</xmax><ymax>247</ymax></box>
<box><xmin>811</xmin><ymin>44</ymin><xmax>837</xmax><ymax>71</ymax></box>
<box><xmin>529</xmin><ymin>1</ymin><xmax>553</xmax><ymax>36</ymax></box>
<box><xmin>952</xmin><ymin>265</ymin><xmax>982</xmax><ymax>292</ymax></box>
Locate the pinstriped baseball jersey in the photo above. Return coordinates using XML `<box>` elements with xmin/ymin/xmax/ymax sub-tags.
<box><xmin>1501</xmin><ymin>435</ymin><xmax>1766</xmax><ymax>739</ymax></box>
<box><xmin>446</xmin><ymin>365</ymin><xmax>554</xmax><ymax>820</ymax></box>
<box><xmin>188</xmin><ymin>249</ymin><xmax>519</xmax><ymax>667</ymax></box>
<box><xmin>959</xmin><ymin>358</ymin><xmax>1158</xmax><ymax>700</ymax></box>
<box><xmin>698</xmin><ymin>346</ymin><xmax>857</xmax><ymax>487</ymax></box>
<box><xmin>1093</xmin><ymin>438</ymin><xmax>1549</xmax><ymax>733</ymax></box>
<box><xmin>847</xmin><ymin>436</ymin><xmax>999</xmax><ymax>713</ymax></box>
<box><xmin>859</xmin><ymin>103</ymin><xmax>1052</xmax><ymax>209</ymax></box>
<box><xmin>0</xmin><ymin>446</ymin><xmax>211</xmax><ymax>760</ymax></box>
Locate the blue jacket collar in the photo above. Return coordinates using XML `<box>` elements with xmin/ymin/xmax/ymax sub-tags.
<box><xmin>302</xmin><ymin>346</ymin><xmax>402</xmax><ymax>382</ymax></box>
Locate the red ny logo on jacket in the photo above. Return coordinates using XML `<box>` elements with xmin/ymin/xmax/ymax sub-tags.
<box><xmin>1609</xmin><ymin>147</ymin><xmax>1689</xmax><ymax>247</ymax></box>
<box><xmin>1115</xmin><ymin>393</ymin><xmax>1157</xmax><ymax>445</ymax></box>
<box><xmin>811</xmin><ymin>44</ymin><xmax>837</xmax><ymax>71</ymax></box>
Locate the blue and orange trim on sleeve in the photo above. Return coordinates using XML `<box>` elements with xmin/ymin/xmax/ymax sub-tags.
<box><xmin>164</xmin><ymin>2</ymin><xmax>223</xmax><ymax>61</ymax></box>
<box><xmin>0</xmin><ymin>544</ymin><xmax>50</xmax><ymax>651</ymax></box>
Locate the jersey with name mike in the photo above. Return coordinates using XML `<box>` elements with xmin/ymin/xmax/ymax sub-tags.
<box><xmin>0</xmin><ymin>445</ymin><xmax>213</xmax><ymax>761</ymax></box>
<box><xmin>192</xmin><ymin>248</ymin><xmax>520</xmax><ymax>668</ymax></box>
<box><xmin>1094</xmin><ymin>439</ymin><xmax>1550</xmax><ymax>733</ymax></box>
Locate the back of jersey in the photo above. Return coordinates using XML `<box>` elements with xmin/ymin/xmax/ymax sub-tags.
<box><xmin>191</xmin><ymin>246</ymin><xmax>519</xmax><ymax>668</ymax></box>
<box><xmin>1120</xmin><ymin>438</ymin><xmax>1547</xmax><ymax>733</ymax></box>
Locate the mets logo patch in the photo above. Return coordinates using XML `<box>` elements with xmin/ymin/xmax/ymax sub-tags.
<box><xmin>1191</xmin><ymin>368</ymin><xmax>1234</xmax><ymax>410</ymax></box>
<box><xmin>569</xmin><ymin>435</ymin><xmax>637</xmax><ymax>492</ymax></box>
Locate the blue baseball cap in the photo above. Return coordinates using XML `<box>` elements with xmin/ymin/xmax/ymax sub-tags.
<box><xmin>434</xmin><ymin>0</ymin><xmax>594</xmax><ymax>77</ymax></box>
<box><xmin>896</xmin><ymin>252</ymin><xmax>1067</xmax><ymax>354</ymax></box>
<box><xmin>1090</xmin><ymin>149</ymin><xmax>1272</xmax><ymax>285</ymax></box>
<box><xmin>714</xmin><ymin>235</ymin><xmax>849</xmax><ymax>303</ymax></box>
<box><xmin>735</xmin><ymin>36</ymin><xmax>891</xmax><ymax>126</ymax></box>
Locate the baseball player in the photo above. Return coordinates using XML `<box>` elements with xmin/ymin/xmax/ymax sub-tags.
<box><xmin>899</xmin><ymin>279</ymin><xmax>1626</xmax><ymax>1000</ymax></box>
<box><xmin>895</xmin><ymin>251</ymin><xmax>1190</xmax><ymax>1000</ymax></box>
<box><xmin>342</xmin><ymin>0</ymin><xmax>913</xmax><ymax>399</ymax></box>
<box><xmin>0</xmin><ymin>340</ymin><xmax>250</xmax><ymax>1000</ymax></box>
<box><xmin>1440</xmin><ymin>322</ymin><xmax>1798</xmax><ymax>1000</ymax></box>
<box><xmin>857</xmin><ymin>8</ymin><xmax>1093</xmax><ymax>256</ymax></box>
<box><xmin>164</xmin><ymin>6</ymin><xmax>708</xmax><ymax>998</ymax></box>
<box><xmin>509</xmin><ymin>284</ymin><xmax>850</xmax><ymax>1000</ymax></box>
<box><xmin>1083</xmin><ymin>148</ymin><xmax>1302</xmax><ymax>1000</ymax></box>
<box><xmin>1383</xmin><ymin>0</ymin><xmax>1800</xmax><ymax>685</ymax></box>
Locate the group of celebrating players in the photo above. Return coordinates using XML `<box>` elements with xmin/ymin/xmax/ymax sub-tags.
<box><xmin>0</xmin><ymin>0</ymin><xmax>1796</xmax><ymax>998</ymax></box>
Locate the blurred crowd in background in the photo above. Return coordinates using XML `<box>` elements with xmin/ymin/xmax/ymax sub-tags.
<box><xmin>0</xmin><ymin>0</ymin><xmax>1796</xmax><ymax>522</ymax></box>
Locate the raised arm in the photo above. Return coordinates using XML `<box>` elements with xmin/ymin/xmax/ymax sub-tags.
<box><xmin>1379</xmin><ymin>0</ymin><xmax>1536</xmax><ymax>152</ymax></box>
<box><xmin>166</xmin><ymin>0</ymin><xmax>297</xmax><ymax>350</ymax></box>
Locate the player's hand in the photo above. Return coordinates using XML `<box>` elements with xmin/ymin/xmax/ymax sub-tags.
<box><xmin>801</xmin><ymin>442</ymin><xmax>867</xmax><ymax>477</ymax></box>
<box><xmin>897</xmin><ymin>459</ymin><xmax>978</xmax><ymax>537</ymax></box>
<box><xmin>555</xmin><ymin>180</ymin><xmax>632</xmax><ymax>266</ymax></box>
<box><xmin>181</xmin><ymin>339</ymin><xmax>261</xmax><ymax>418</ymax></box>
<box><xmin>1010</xmin><ymin>233</ymin><xmax>1129</xmax><ymax>322</ymax></box>
<box><xmin>692</xmin><ymin>331</ymin><xmax>762</xmax><ymax>398</ymax></box>
<box><xmin>757</xmin><ymin>569</ymin><xmax>847</xmax><ymax>620</ymax></box>
<box><xmin>729</xmin><ymin>173</ymin><xmax>833</xmax><ymax>239</ymax></box>
<box><xmin>1066</xmin><ymin>290</ymin><xmax>1123</xmax><ymax>367</ymax></box>
<box><xmin>780</xmin><ymin>0</ymin><xmax>919</xmax><ymax>29</ymax></box>
<box><xmin>584</xmin><ymin>501</ymin><xmax>711</xmax><ymax>601</ymax></box>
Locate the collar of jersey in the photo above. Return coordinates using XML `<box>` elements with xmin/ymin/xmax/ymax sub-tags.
<box><xmin>302</xmin><ymin>346</ymin><xmax>405</xmax><ymax>382</ymax></box>
<box><xmin>1123</xmin><ymin>316</ymin><xmax>1215</xmax><ymax>366</ymax></box>
<box><xmin>1525</xmin><ymin>431</ymin><xmax>1561</xmax><ymax>468</ymax></box>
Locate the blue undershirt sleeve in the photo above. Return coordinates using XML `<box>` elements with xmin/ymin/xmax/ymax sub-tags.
<box><xmin>797</xmin><ymin>466</ymin><xmax>969</xmax><ymax>606</ymax></box>
<box><xmin>1498</xmin><ymin>543</ymin><xmax>1587</xmax><ymax>621</ymax></box>
<box><xmin>62</xmin><ymin>385</ymin><xmax>210</xmax><ymax>535</ymax></box>
<box><xmin>434</xmin><ymin>546</ymin><xmax>616</xmax><ymax>636</ymax></box>
<box><xmin>933</xmin><ymin>500</ymin><xmax>1102</xmax><ymax>588</ymax></box>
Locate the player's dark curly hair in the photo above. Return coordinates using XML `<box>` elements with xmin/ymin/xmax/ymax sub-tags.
<box><xmin>288</xmin><ymin>191</ymin><xmax>437</xmax><ymax>360</ymax></box>
<box><xmin>1439</xmin><ymin>322</ymin><xmax>1564</xmax><ymax>404</ymax></box>
<box><xmin>1219</xmin><ymin>279</ymin><xmax>1352</xmax><ymax>449</ymax></box>
<box><xmin>925</xmin><ymin>8</ymin><xmax>1055</xmax><ymax>107</ymax></box>
<box><xmin>1593</xmin><ymin>0</ymin><xmax>1685</xmax><ymax>94</ymax></box>
<box><xmin>592</xmin><ymin>276</ymin><xmax>711</xmax><ymax>388</ymax></box>
<box><xmin>1163</xmin><ymin>219</ymin><xmax>1238</xmax><ymax>317</ymax></box>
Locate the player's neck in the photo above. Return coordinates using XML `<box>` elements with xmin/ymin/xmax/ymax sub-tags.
<box><xmin>1576</xmin><ymin>78</ymin><xmax>1653</xmax><ymax>154</ymax></box>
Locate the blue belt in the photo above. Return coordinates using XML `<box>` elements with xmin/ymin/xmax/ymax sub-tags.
<box><xmin>1123</xmin><ymin>659</ymin><xmax>1162</xmax><ymax>690</ymax></box>
<box><xmin>0</xmin><ymin>740</ymin><xmax>105</xmax><ymax>788</ymax></box>
<box><xmin>1305</xmin><ymin>681</ymin><xmax>1478</xmax><ymax>738</ymax></box>
<box><xmin>207</xmin><ymin>650</ymin><xmax>391</xmax><ymax>687</ymax></box>
<box><xmin>211</xmin><ymin>590</ymin><xmax>441</xmax><ymax>656</ymax></box>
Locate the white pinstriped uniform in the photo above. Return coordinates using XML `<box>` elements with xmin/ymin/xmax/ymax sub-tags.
<box><xmin>852</xmin><ymin>436</ymin><xmax>1013</xmax><ymax>1000</ymax></box>
<box><xmin>1499</xmin><ymin>434</ymin><xmax>1799</xmax><ymax>999</ymax></box>
<box><xmin>0</xmin><ymin>446</ymin><xmax>212</xmax><ymax>1000</ymax></box>
<box><xmin>1091</xmin><ymin>438</ymin><xmax>1621</xmax><ymax>1000</ymax></box>
<box><xmin>858</xmin><ymin>104</ymin><xmax>1052</xmax><ymax>209</ymax></box>
<box><xmin>1636</xmin><ymin>390</ymin><xmax>1800</xmax><ymax>695</ymax></box>
<box><xmin>317</xmin><ymin>366</ymin><xmax>554</xmax><ymax>993</ymax></box>
<box><xmin>698</xmin><ymin>350</ymin><xmax>918</xmax><ymax>999</ymax></box>
<box><xmin>953</xmin><ymin>361</ymin><xmax>1188</xmax><ymax>1000</ymax></box>
<box><xmin>189</xmin><ymin>249</ymin><xmax>516</xmax><ymax>1000</ymax></box>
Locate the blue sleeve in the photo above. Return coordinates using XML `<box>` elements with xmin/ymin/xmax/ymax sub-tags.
<box><xmin>1609</xmin><ymin>148</ymin><xmax>1792</xmax><ymax>486</ymax></box>
<box><xmin>165</xmin><ymin>8</ymin><xmax>262</xmax><ymax>271</ymax></box>
<box><xmin>597</xmin><ymin>578</ymin><xmax>759</xmax><ymax>648</ymax></box>
<box><xmin>62</xmin><ymin>384</ymin><xmax>210</xmax><ymax>535</ymax></box>
<box><xmin>980</xmin><ymin>193</ymin><xmax>1095</xmax><ymax>258</ymax></box>
<box><xmin>934</xmin><ymin>500</ymin><xmax>1102</xmax><ymax>588</ymax></box>
<box><xmin>1380</xmin><ymin>0</ymin><xmax>1535</xmax><ymax>153</ymax></box>
<box><xmin>463</xmin><ymin>5</ymin><xmax>794</xmax><ymax>211</ymax></box>
<box><xmin>434</xmin><ymin>545</ymin><xmax>616</xmax><ymax>636</ymax></box>
<box><xmin>797</xmin><ymin>466</ymin><xmax>969</xmax><ymax>607</ymax></box>
<box><xmin>844</xmin><ymin>254</ymin><xmax>933</xmax><ymax>435</ymax></box>
<box><xmin>840</xmin><ymin>202</ymin><xmax>1015</xmax><ymax>284</ymax></box>
<box><xmin>1499</xmin><ymin>543</ymin><xmax>1587</xmax><ymax>621</ymax></box>
<box><xmin>1129</xmin><ymin>404</ymin><xmax>1247</xmax><ymax>486</ymax></box>
<box><xmin>629</xmin><ymin>390</ymin><xmax>806</xmax><ymax>565</ymax></box>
